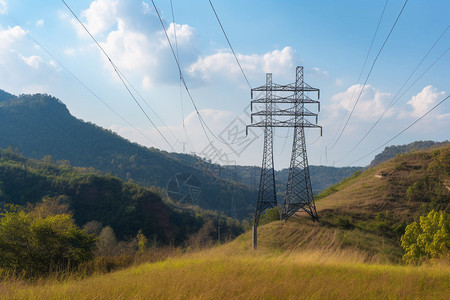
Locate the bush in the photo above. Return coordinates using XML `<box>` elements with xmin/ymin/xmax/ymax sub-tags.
<box><xmin>0</xmin><ymin>204</ymin><xmax>96</xmax><ymax>277</ymax></box>
<box><xmin>259</xmin><ymin>207</ymin><xmax>281</xmax><ymax>225</ymax></box>
<box><xmin>401</xmin><ymin>210</ymin><xmax>449</xmax><ymax>263</ymax></box>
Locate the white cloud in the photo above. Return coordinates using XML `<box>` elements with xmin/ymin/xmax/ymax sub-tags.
<box><xmin>331</xmin><ymin>84</ymin><xmax>392</xmax><ymax>120</ymax></box>
<box><xmin>0</xmin><ymin>25</ymin><xmax>60</xmax><ymax>94</ymax></box>
<box><xmin>188</xmin><ymin>46</ymin><xmax>297</xmax><ymax>83</ymax></box>
<box><xmin>407</xmin><ymin>85</ymin><xmax>446</xmax><ymax>118</ymax></box>
<box><xmin>0</xmin><ymin>25</ymin><xmax>26</xmax><ymax>51</ymax></box>
<box><xmin>36</xmin><ymin>19</ymin><xmax>44</xmax><ymax>27</ymax></box>
<box><xmin>81</xmin><ymin>0</ymin><xmax>118</xmax><ymax>37</ymax></box>
<box><xmin>68</xmin><ymin>0</ymin><xmax>198</xmax><ymax>88</ymax></box>
<box><xmin>19</xmin><ymin>54</ymin><xmax>43</xmax><ymax>69</ymax></box>
<box><xmin>0</xmin><ymin>0</ymin><xmax>7</xmax><ymax>15</ymax></box>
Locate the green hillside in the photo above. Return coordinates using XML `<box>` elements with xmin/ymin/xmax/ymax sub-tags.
<box><xmin>1</xmin><ymin>145</ymin><xmax>448</xmax><ymax>298</ymax></box>
<box><xmin>0</xmin><ymin>148</ymin><xmax>245</xmax><ymax>245</ymax></box>
<box><xmin>0</xmin><ymin>91</ymin><xmax>257</xmax><ymax>219</ymax></box>
<box><xmin>0</xmin><ymin>90</ymin><xmax>372</xmax><ymax>219</ymax></box>
<box><xmin>369</xmin><ymin>140</ymin><xmax>449</xmax><ymax>167</ymax></box>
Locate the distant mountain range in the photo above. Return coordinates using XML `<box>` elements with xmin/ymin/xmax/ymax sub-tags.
<box><xmin>1</xmin><ymin>89</ymin><xmax>446</xmax><ymax>219</ymax></box>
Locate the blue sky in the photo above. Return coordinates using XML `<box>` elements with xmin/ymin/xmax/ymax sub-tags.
<box><xmin>0</xmin><ymin>0</ymin><xmax>449</xmax><ymax>168</ymax></box>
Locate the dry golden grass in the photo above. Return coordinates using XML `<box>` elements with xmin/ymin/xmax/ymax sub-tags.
<box><xmin>1</xmin><ymin>245</ymin><xmax>448</xmax><ymax>299</ymax></box>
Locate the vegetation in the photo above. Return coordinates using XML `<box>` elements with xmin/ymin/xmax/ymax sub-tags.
<box><xmin>401</xmin><ymin>210</ymin><xmax>449</xmax><ymax>264</ymax></box>
<box><xmin>0</xmin><ymin>144</ymin><xmax>448</xmax><ymax>297</ymax></box>
<box><xmin>1</xmin><ymin>240</ymin><xmax>449</xmax><ymax>299</ymax></box>
<box><xmin>0</xmin><ymin>147</ymin><xmax>246</xmax><ymax>247</ymax></box>
<box><xmin>369</xmin><ymin>140</ymin><xmax>449</xmax><ymax>167</ymax></box>
<box><xmin>0</xmin><ymin>202</ymin><xmax>95</xmax><ymax>278</ymax></box>
<box><xmin>0</xmin><ymin>90</ymin><xmax>367</xmax><ymax>219</ymax></box>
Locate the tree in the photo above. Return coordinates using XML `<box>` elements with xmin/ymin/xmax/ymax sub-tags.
<box><xmin>97</xmin><ymin>226</ymin><xmax>118</xmax><ymax>256</ymax></box>
<box><xmin>401</xmin><ymin>210</ymin><xmax>449</xmax><ymax>263</ymax></box>
<box><xmin>136</xmin><ymin>229</ymin><xmax>148</xmax><ymax>253</ymax></box>
<box><xmin>0</xmin><ymin>204</ymin><xmax>96</xmax><ymax>277</ymax></box>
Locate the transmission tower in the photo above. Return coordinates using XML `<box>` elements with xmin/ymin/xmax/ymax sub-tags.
<box><xmin>252</xmin><ymin>73</ymin><xmax>277</xmax><ymax>226</ymax></box>
<box><xmin>247</xmin><ymin>66</ymin><xmax>321</xmax><ymax>248</ymax></box>
<box><xmin>283</xmin><ymin>66</ymin><xmax>320</xmax><ymax>221</ymax></box>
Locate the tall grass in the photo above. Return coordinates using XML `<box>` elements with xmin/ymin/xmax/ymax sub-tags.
<box><xmin>1</xmin><ymin>246</ymin><xmax>448</xmax><ymax>299</ymax></box>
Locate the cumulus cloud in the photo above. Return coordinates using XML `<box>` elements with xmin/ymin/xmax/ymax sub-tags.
<box><xmin>188</xmin><ymin>46</ymin><xmax>297</xmax><ymax>83</ymax></box>
<box><xmin>80</xmin><ymin>0</ymin><xmax>118</xmax><ymax>37</ymax></box>
<box><xmin>0</xmin><ymin>25</ymin><xmax>26</xmax><ymax>51</ymax></box>
<box><xmin>19</xmin><ymin>54</ymin><xmax>43</xmax><ymax>69</ymax></box>
<box><xmin>0</xmin><ymin>25</ymin><xmax>59</xmax><ymax>94</ymax></box>
<box><xmin>69</xmin><ymin>0</ymin><xmax>198</xmax><ymax>88</ymax></box>
<box><xmin>406</xmin><ymin>85</ymin><xmax>446</xmax><ymax>118</ymax></box>
<box><xmin>331</xmin><ymin>84</ymin><xmax>392</xmax><ymax>120</ymax></box>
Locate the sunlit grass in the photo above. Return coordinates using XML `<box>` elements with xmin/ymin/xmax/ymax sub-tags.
<box><xmin>1</xmin><ymin>241</ymin><xmax>449</xmax><ymax>299</ymax></box>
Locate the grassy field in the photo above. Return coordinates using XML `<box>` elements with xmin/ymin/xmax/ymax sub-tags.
<box><xmin>1</xmin><ymin>248</ymin><xmax>448</xmax><ymax>299</ymax></box>
<box><xmin>1</xmin><ymin>230</ymin><xmax>449</xmax><ymax>299</ymax></box>
<box><xmin>1</xmin><ymin>146</ymin><xmax>448</xmax><ymax>299</ymax></box>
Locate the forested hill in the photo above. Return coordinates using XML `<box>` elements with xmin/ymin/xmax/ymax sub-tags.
<box><xmin>0</xmin><ymin>148</ymin><xmax>244</xmax><ymax>244</ymax></box>
<box><xmin>0</xmin><ymin>91</ymin><xmax>256</xmax><ymax>219</ymax></box>
<box><xmin>369</xmin><ymin>140</ymin><xmax>450</xmax><ymax>168</ymax></box>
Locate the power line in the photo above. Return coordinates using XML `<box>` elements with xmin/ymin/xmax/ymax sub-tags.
<box><xmin>151</xmin><ymin>0</ymin><xmax>237</xmax><ymax>163</ymax></box>
<box><xmin>208</xmin><ymin>0</ymin><xmax>252</xmax><ymax>89</ymax></box>
<box><xmin>329</xmin><ymin>0</ymin><xmax>409</xmax><ymax>150</ymax></box>
<box><xmin>346</xmin><ymin>94</ymin><xmax>449</xmax><ymax>166</ymax></box>
<box><xmin>169</xmin><ymin>0</ymin><xmax>193</xmax><ymax>153</ymax></box>
<box><xmin>338</xmin><ymin>45</ymin><xmax>449</xmax><ymax>162</ymax></box>
<box><xmin>61</xmin><ymin>0</ymin><xmax>176</xmax><ymax>152</ymax></box>
<box><xmin>328</xmin><ymin>0</ymin><xmax>389</xmax><ymax>149</ymax></box>
<box><xmin>10</xmin><ymin>17</ymin><xmax>160</xmax><ymax>148</ymax></box>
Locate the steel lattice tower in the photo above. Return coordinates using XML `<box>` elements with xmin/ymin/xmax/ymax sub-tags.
<box><xmin>283</xmin><ymin>67</ymin><xmax>320</xmax><ymax>221</ymax></box>
<box><xmin>253</xmin><ymin>73</ymin><xmax>277</xmax><ymax>226</ymax></box>
<box><xmin>247</xmin><ymin>66</ymin><xmax>321</xmax><ymax>248</ymax></box>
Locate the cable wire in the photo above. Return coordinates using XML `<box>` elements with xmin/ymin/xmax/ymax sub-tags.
<box><xmin>329</xmin><ymin>0</ymin><xmax>409</xmax><ymax>150</ymax></box>
<box><xmin>346</xmin><ymin>94</ymin><xmax>449</xmax><ymax>166</ymax></box>
<box><xmin>327</xmin><ymin>0</ymin><xmax>389</xmax><ymax>149</ymax></box>
<box><xmin>151</xmin><ymin>0</ymin><xmax>243</xmax><ymax>163</ymax></box>
<box><xmin>61</xmin><ymin>0</ymin><xmax>176</xmax><ymax>152</ymax></box>
<box><xmin>208</xmin><ymin>0</ymin><xmax>252</xmax><ymax>89</ymax></box>
<box><xmin>338</xmin><ymin>45</ymin><xmax>449</xmax><ymax>161</ymax></box>
<box><xmin>10</xmin><ymin>17</ymin><xmax>160</xmax><ymax>148</ymax></box>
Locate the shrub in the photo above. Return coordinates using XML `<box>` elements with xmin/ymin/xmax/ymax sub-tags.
<box><xmin>401</xmin><ymin>210</ymin><xmax>449</xmax><ymax>263</ymax></box>
<box><xmin>259</xmin><ymin>207</ymin><xmax>281</xmax><ymax>225</ymax></box>
<box><xmin>0</xmin><ymin>204</ymin><xmax>96</xmax><ymax>277</ymax></box>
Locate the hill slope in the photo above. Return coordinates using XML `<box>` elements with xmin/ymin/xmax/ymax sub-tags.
<box><xmin>0</xmin><ymin>148</ymin><xmax>244</xmax><ymax>244</ymax></box>
<box><xmin>0</xmin><ymin>91</ymin><xmax>257</xmax><ymax>219</ymax></box>
<box><xmin>369</xmin><ymin>140</ymin><xmax>449</xmax><ymax>167</ymax></box>
<box><xmin>1</xmin><ymin>146</ymin><xmax>448</xmax><ymax>298</ymax></box>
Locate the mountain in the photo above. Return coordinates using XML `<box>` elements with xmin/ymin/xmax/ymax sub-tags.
<box><xmin>0</xmin><ymin>148</ymin><xmax>245</xmax><ymax>244</ymax></box>
<box><xmin>369</xmin><ymin>140</ymin><xmax>449</xmax><ymax>167</ymax></box>
<box><xmin>0</xmin><ymin>90</ymin><xmax>367</xmax><ymax>219</ymax></box>
<box><xmin>0</xmin><ymin>91</ymin><xmax>256</xmax><ymax>219</ymax></box>
<box><xmin>0</xmin><ymin>90</ymin><xmax>16</xmax><ymax>102</ymax></box>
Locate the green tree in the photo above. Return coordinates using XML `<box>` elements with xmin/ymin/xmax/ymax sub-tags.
<box><xmin>401</xmin><ymin>210</ymin><xmax>449</xmax><ymax>263</ymax></box>
<box><xmin>259</xmin><ymin>207</ymin><xmax>281</xmax><ymax>225</ymax></box>
<box><xmin>0</xmin><ymin>204</ymin><xmax>96</xmax><ymax>277</ymax></box>
<box><xmin>136</xmin><ymin>229</ymin><xmax>148</xmax><ymax>253</ymax></box>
